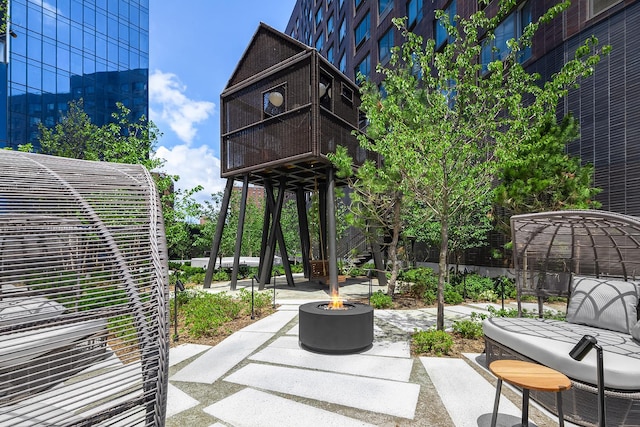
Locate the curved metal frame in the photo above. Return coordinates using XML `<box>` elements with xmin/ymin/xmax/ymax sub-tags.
<box><xmin>0</xmin><ymin>151</ymin><xmax>169</xmax><ymax>426</ymax></box>
<box><xmin>511</xmin><ymin>210</ymin><xmax>640</xmax><ymax>310</ymax></box>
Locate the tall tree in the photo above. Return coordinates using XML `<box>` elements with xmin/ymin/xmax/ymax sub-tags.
<box><xmin>163</xmin><ymin>185</ymin><xmax>204</xmax><ymax>260</ymax></box>
<box><xmin>39</xmin><ymin>100</ymin><xmax>101</xmax><ymax>160</ymax></box>
<box><xmin>338</xmin><ymin>0</ymin><xmax>608</xmax><ymax>330</ymax></box>
<box><xmin>330</xmin><ymin>146</ymin><xmax>404</xmax><ymax>294</ymax></box>
<box><xmin>493</xmin><ymin>113</ymin><xmax>601</xmax><ymax>236</ymax></box>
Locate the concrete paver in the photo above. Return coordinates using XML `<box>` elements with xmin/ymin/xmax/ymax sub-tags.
<box><xmin>204</xmin><ymin>388</ymin><xmax>376</xmax><ymax>427</ymax></box>
<box><xmin>224</xmin><ymin>363</ymin><xmax>421</xmax><ymax>419</ymax></box>
<box><xmin>171</xmin><ymin>331</ymin><xmax>273</xmax><ymax>384</ymax></box>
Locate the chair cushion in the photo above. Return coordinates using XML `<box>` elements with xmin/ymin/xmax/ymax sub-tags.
<box><xmin>0</xmin><ymin>297</ymin><xmax>65</xmax><ymax>327</ymax></box>
<box><xmin>484</xmin><ymin>317</ymin><xmax>640</xmax><ymax>390</ymax></box>
<box><xmin>566</xmin><ymin>276</ymin><xmax>638</xmax><ymax>334</ymax></box>
<box><xmin>632</xmin><ymin>320</ymin><xmax>640</xmax><ymax>342</ymax></box>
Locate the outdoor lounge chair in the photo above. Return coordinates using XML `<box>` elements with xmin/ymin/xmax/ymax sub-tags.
<box><xmin>484</xmin><ymin>211</ymin><xmax>640</xmax><ymax>427</ymax></box>
<box><xmin>0</xmin><ymin>151</ymin><xmax>169</xmax><ymax>425</ymax></box>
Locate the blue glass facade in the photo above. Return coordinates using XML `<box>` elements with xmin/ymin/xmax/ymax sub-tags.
<box><xmin>1</xmin><ymin>0</ymin><xmax>149</xmax><ymax>149</ymax></box>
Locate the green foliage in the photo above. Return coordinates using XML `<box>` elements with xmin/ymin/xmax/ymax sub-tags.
<box><xmin>485</xmin><ymin>305</ymin><xmax>566</xmax><ymax>321</ymax></box>
<box><xmin>172</xmin><ymin>289</ymin><xmax>276</xmax><ymax>338</ymax></box>
<box><xmin>39</xmin><ymin>100</ymin><xmax>162</xmax><ymax>170</ymax></box>
<box><xmin>370</xmin><ymin>290</ymin><xmax>394</xmax><ymax>309</ymax></box>
<box><xmin>212</xmin><ymin>269</ymin><xmax>231</xmax><ymax>282</ymax></box>
<box><xmin>453</xmin><ymin>273</ymin><xmax>494</xmax><ymax>300</ymax></box>
<box><xmin>163</xmin><ymin>185</ymin><xmax>204</xmax><ymax>260</ymax></box>
<box><xmin>237</xmin><ymin>289</ymin><xmax>273</xmax><ymax>316</ymax></box>
<box><xmin>487</xmin><ymin>306</ymin><xmax>520</xmax><ymax>318</ymax></box>
<box><xmin>477</xmin><ymin>289</ymin><xmax>498</xmax><ymax>303</ymax></box>
<box><xmin>181</xmin><ymin>292</ymin><xmax>244</xmax><ymax>338</ymax></box>
<box><xmin>422</xmin><ymin>289</ymin><xmax>437</xmax><ymax>305</ymax></box>
<box><xmin>444</xmin><ymin>284</ymin><xmax>463</xmax><ymax>305</ymax></box>
<box><xmin>452</xmin><ymin>319</ymin><xmax>484</xmax><ymax>339</ymax></box>
<box><xmin>329</xmin><ymin>145</ymin><xmax>405</xmax><ymax>295</ymax></box>
<box><xmin>412</xmin><ymin>329</ymin><xmax>454</xmax><ymax>356</ymax></box>
<box><xmin>398</xmin><ymin>267</ymin><xmax>439</xmax><ymax>304</ymax></box>
<box><xmin>494</xmin><ymin>114</ymin><xmax>602</xmax><ymax>237</ymax></box>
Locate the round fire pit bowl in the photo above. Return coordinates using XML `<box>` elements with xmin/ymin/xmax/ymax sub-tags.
<box><xmin>298</xmin><ymin>301</ymin><xmax>374</xmax><ymax>354</ymax></box>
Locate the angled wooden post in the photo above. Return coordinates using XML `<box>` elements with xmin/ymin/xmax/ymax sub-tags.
<box><xmin>259</xmin><ymin>178</ymin><xmax>287</xmax><ymax>289</ymax></box>
<box><xmin>296</xmin><ymin>186</ymin><xmax>311</xmax><ymax>278</ymax></box>
<box><xmin>204</xmin><ymin>178</ymin><xmax>234</xmax><ymax>288</ymax></box>
<box><xmin>230</xmin><ymin>175</ymin><xmax>249</xmax><ymax>290</ymax></box>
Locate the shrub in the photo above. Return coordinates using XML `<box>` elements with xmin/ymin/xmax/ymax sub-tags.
<box><xmin>452</xmin><ymin>319</ymin><xmax>484</xmax><ymax>339</ymax></box>
<box><xmin>444</xmin><ymin>284</ymin><xmax>463</xmax><ymax>305</ymax></box>
<box><xmin>182</xmin><ymin>292</ymin><xmax>243</xmax><ymax>338</ymax></box>
<box><xmin>186</xmin><ymin>272</ymin><xmax>205</xmax><ymax>285</ymax></box>
<box><xmin>456</xmin><ymin>274</ymin><xmax>494</xmax><ymax>300</ymax></box>
<box><xmin>477</xmin><ymin>289</ymin><xmax>498</xmax><ymax>303</ymax></box>
<box><xmin>370</xmin><ymin>291</ymin><xmax>393</xmax><ymax>309</ymax></box>
<box><xmin>399</xmin><ymin>267</ymin><xmax>439</xmax><ymax>304</ymax></box>
<box><xmin>290</xmin><ymin>263</ymin><xmax>304</xmax><ymax>274</ymax></box>
<box><xmin>212</xmin><ymin>269</ymin><xmax>230</xmax><ymax>282</ymax></box>
<box><xmin>237</xmin><ymin>288</ymin><xmax>273</xmax><ymax>315</ymax></box>
<box><xmin>493</xmin><ymin>276</ymin><xmax>517</xmax><ymax>299</ymax></box>
<box><xmin>412</xmin><ymin>329</ymin><xmax>454</xmax><ymax>356</ymax></box>
<box><xmin>422</xmin><ymin>289</ymin><xmax>436</xmax><ymax>305</ymax></box>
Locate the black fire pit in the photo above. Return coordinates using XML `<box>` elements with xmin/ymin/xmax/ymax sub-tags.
<box><xmin>298</xmin><ymin>301</ymin><xmax>374</xmax><ymax>354</ymax></box>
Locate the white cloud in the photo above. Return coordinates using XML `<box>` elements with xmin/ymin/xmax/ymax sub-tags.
<box><xmin>155</xmin><ymin>144</ymin><xmax>226</xmax><ymax>204</ymax></box>
<box><xmin>149</xmin><ymin>70</ymin><xmax>215</xmax><ymax>145</ymax></box>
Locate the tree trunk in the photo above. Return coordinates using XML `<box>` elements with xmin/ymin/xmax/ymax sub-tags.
<box><xmin>437</xmin><ymin>216</ymin><xmax>449</xmax><ymax>331</ymax></box>
<box><xmin>386</xmin><ymin>194</ymin><xmax>403</xmax><ymax>296</ymax></box>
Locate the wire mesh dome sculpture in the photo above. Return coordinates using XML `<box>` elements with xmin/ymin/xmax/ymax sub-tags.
<box><xmin>0</xmin><ymin>150</ymin><xmax>169</xmax><ymax>425</ymax></box>
<box><xmin>511</xmin><ymin>210</ymin><xmax>640</xmax><ymax>307</ymax></box>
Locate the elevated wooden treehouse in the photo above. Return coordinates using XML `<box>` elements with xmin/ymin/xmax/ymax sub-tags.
<box><xmin>204</xmin><ymin>23</ymin><xmax>382</xmax><ymax>292</ymax></box>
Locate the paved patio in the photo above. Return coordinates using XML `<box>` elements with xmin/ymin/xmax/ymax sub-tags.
<box><xmin>166</xmin><ymin>276</ymin><xmax>573</xmax><ymax>426</ymax></box>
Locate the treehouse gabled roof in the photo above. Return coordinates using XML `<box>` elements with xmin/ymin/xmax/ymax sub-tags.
<box><xmin>225</xmin><ymin>22</ymin><xmax>311</xmax><ymax>90</ymax></box>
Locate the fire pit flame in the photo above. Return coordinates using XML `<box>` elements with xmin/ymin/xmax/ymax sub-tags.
<box><xmin>327</xmin><ymin>291</ymin><xmax>343</xmax><ymax>310</ymax></box>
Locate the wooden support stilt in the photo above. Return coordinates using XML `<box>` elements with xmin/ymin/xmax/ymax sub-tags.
<box><xmin>204</xmin><ymin>178</ymin><xmax>234</xmax><ymax>288</ymax></box>
<box><xmin>230</xmin><ymin>175</ymin><xmax>249</xmax><ymax>290</ymax></box>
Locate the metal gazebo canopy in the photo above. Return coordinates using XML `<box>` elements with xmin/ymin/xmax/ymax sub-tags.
<box><xmin>511</xmin><ymin>210</ymin><xmax>640</xmax><ymax>309</ymax></box>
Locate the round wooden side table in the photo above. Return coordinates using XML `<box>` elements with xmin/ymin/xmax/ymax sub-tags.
<box><xmin>489</xmin><ymin>359</ymin><xmax>572</xmax><ymax>427</ymax></box>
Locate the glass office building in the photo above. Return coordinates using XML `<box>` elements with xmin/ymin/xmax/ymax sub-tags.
<box><xmin>0</xmin><ymin>0</ymin><xmax>149</xmax><ymax>150</ymax></box>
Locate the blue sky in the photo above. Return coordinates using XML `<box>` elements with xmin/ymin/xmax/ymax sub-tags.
<box><xmin>149</xmin><ymin>1</ymin><xmax>297</xmax><ymax>202</ymax></box>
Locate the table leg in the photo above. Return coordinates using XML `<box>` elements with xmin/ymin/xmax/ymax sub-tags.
<box><xmin>522</xmin><ymin>388</ymin><xmax>530</xmax><ymax>427</ymax></box>
<box><xmin>491</xmin><ymin>378</ymin><xmax>502</xmax><ymax>427</ymax></box>
<box><xmin>556</xmin><ymin>391</ymin><xmax>565</xmax><ymax>427</ymax></box>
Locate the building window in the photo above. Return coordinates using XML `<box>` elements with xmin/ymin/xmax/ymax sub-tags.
<box><xmin>379</xmin><ymin>0</ymin><xmax>393</xmax><ymax>16</ymax></box>
<box><xmin>519</xmin><ymin>1</ymin><xmax>532</xmax><ymax>62</ymax></box>
<box><xmin>435</xmin><ymin>1</ymin><xmax>456</xmax><ymax>49</ymax></box>
<box><xmin>339</xmin><ymin>53</ymin><xmax>347</xmax><ymax>73</ymax></box>
<box><xmin>263</xmin><ymin>84</ymin><xmax>287</xmax><ymax>118</ymax></box>
<box><xmin>407</xmin><ymin>0</ymin><xmax>423</xmax><ymax>29</ymax></box>
<box><xmin>592</xmin><ymin>0</ymin><xmax>622</xmax><ymax>16</ymax></box>
<box><xmin>378</xmin><ymin>27</ymin><xmax>393</xmax><ymax>63</ymax></box>
<box><xmin>339</xmin><ymin>19</ymin><xmax>346</xmax><ymax>45</ymax></box>
<box><xmin>355</xmin><ymin>0</ymin><xmax>364</xmax><ymax>10</ymax></box>
<box><xmin>327</xmin><ymin>45</ymin><xmax>334</xmax><ymax>63</ymax></box>
<box><xmin>481</xmin><ymin>1</ymin><xmax>532</xmax><ymax>71</ymax></box>
<box><xmin>327</xmin><ymin>14</ymin><xmax>334</xmax><ymax>35</ymax></box>
<box><xmin>340</xmin><ymin>0</ymin><xmax>344</xmax><ymax>10</ymax></box>
<box><xmin>315</xmin><ymin>7</ymin><xmax>323</xmax><ymax>29</ymax></box>
<box><xmin>355</xmin><ymin>53</ymin><xmax>370</xmax><ymax>83</ymax></box>
<box><xmin>355</xmin><ymin>12</ymin><xmax>370</xmax><ymax>49</ymax></box>
<box><xmin>316</xmin><ymin>32</ymin><xmax>324</xmax><ymax>51</ymax></box>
